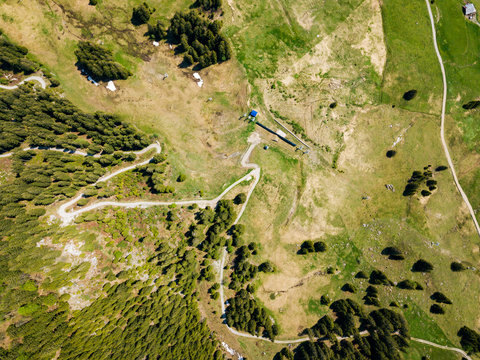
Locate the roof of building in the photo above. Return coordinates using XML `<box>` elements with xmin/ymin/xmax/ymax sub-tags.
<box><xmin>250</xmin><ymin>110</ymin><xmax>258</xmax><ymax>117</ymax></box>
<box><xmin>465</xmin><ymin>3</ymin><xmax>476</xmax><ymax>15</ymax></box>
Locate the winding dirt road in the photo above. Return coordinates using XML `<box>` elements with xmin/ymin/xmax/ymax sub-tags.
<box><xmin>0</xmin><ymin>75</ymin><xmax>46</xmax><ymax>90</ymax></box>
<box><xmin>425</xmin><ymin>0</ymin><xmax>480</xmax><ymax>237</ymax></box>
<box><xmin>411</xmin><ymin>337</ymin><xmax>471</xmax><ymax>360</ymax></box>
<box><xmin>57</xmin><ymin>135</ymin><xmax>261</xmax><ymax>226</ymax></box>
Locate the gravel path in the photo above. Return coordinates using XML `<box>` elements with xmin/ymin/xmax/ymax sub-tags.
<box><xmin>56</xmin><ymin>137</ymin><xmax>261</xmax><ymax>225</ymax></box>
<box><xmin>411</xmin><ymin>337</ymin><xmax>471</xmax><ymax>360</ymax></box>
<box><xmin>0</xmin><ymin>75</ymin><xmax>46</xmax><ymax>90</ymax></box>
<box><xmin>425</xmin><ymin>0</ymin><xmax>480</xmax><ymax>236</ymax></box>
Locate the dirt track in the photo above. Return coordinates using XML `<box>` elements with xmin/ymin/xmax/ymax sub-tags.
<box><xmin>425</xmin><ymin>0</ymin><xmax>480</xmax><ymax>237</ymax></box>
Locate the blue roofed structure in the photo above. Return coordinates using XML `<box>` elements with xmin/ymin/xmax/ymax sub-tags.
<box><xmin>250</xmin><ymin>110</ymin><xmax>258</xmax><ymax>117</ymax></box>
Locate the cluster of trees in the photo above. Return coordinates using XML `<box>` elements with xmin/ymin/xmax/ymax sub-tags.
<box><xmin>291</xmin><ymin>298</ymin><xmax>409</xmax><ymax>360</ymax></box>
<box><xmin>225</xmin><ymin>289</ymin><xmax>278</xmax><ymax>339</ymax></box>
<box><xmin>194</xmin><ymin>0</ymin><xmax>222</xmax><ymax>11</ymax></box>
<box><xmin>147</xmin><ymin>20</ymin><xmax>167</xmax><ymax>41</ymax></box>
<box><xmin>0</xmin><ymin>87</ymin><xmax>149</xmax><ymax>154</ymax></box>
<box><xmin>169</xmin><ymin>11</ymin><xmax>232</xmax><ymax>68</ymax></box>
<box><xmin>137</xmin><ymin>154</ymin><xmax>175</xmax><ymax>194</ymax></box>
<box><xmin>196</xmin><ymin>200</ymin><xmax>236</xmax><ymax>258</ymax></box>
<box><xmin>458</xmin><ymin>326</ymin><xmax>480</xmax><ymax>354</ymax></box>
<box><xmin>1</xmin><ymin>233</ymin><xmax>224</xmax><ymax>359</ymax></box>
<box><xmin>363</xmin><ymin>285</ymin><xmax>380</xmax><ymax>306</ymax></box>
<box><xmin>297</xmin><ymin>240</ymin><xmax>327</xmax><ymax>255</ymax></box>
<box><xmin>75</xmin><ymin>41</ymin><xmax>132</xmax><ymax>80</ymax></box>
<box><xmin>0</xmin><ymin>32</ymin><xmax>38</xmax><ymax>74</ymax></box>
<box><xmin>229</xmin><ymin>244</ymin><xmax>257</xmax><ymax>290</ymax></box>
<box><xmin>131</xmin><ymin>2</ymin><xmax>156</xmax><ymax>25</ymax></box>
<box><xmin>403</xmin><ymin>166</ymin><xmax>437</xmax><ymax>197</ymax></box>
<box><xmin>0</xmin><ymin>38</ymin><xmax>227</xmax><ymax>360</ymax></box>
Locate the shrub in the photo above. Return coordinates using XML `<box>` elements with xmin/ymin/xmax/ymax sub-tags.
<box><xmin>403</xmin><ymin>182</ymin><xmax>420</xmax><ymax>196</ymax></box>
<box><xmin>369</xmin><ymin>270</ymin><xmax>393</xmax><ymax>286</ymax></box>
<box><xmin>381</xmin><ymin>246</ymin><xmax>402</xmax><ymax>256</ymax></box>
<box><xmin>76</xmin><ymin>198</ymin><xmax>88</xmax><ymax>207</ymax></box>
<box><xmin>233</xmin><ymin>193</ymin><xmax>246</xmax><ymax>205</ymax></box>
<box><xmin>397</xmin><ymin>280</ymin><xmax>423</xmax><ymax>290</ymax></box>
<box><xmin>320</xmin><ymin>295</ymin><xmax>330</xmax><ymax>305</ymax></box>
<box><xmin>355</xmin><ymin>271</ymin><xmax>368</xmax><ymax>279</ymax></box>
<box><xmin>314</xmin><ymin>241</ymin><xmax>327</xmax><ymax>252</ymax></box>
<box><xmin>430</xmin><ymin>292</ymin><xmax>452</xmax><ymax>304</ymax></box>
<box><xmin>435</xmin><ymin>165</ymin><xmax>447</xmax><ymax>171</ymax></box>
<box><xmin>50</xmin><ymin>78</ymin><xmax>60</xmax><ymax>87</ymax></box>
<box><xmin>298</xmin><ymin>240</ymin><xmax>315</xmax><ymax>254</ymax></box>
<box><xmin>403</xmin><ymin>89</ymin><xmax>417</xmax><ymax>101</ymax></box>
<box><xmin>411</xmin><ymin>259</ymin><xmax>434</xmax><ymax>273</ymax></box>
<box><xmin>451</xmin><ymin>261</ymin><xmax>466</xmax><ymax>272</ymax></box>
<box><xmin>430</xmin><ymin>304</ymin><xmax>445</xmax><ymax>314</ymax></box>
<box><xmin>89</xmin><ymin>0</ymin><xmax>98</xmax><ymax>5</ymax></box>
<box><xmin>386</xmin><ymin>150</ymin><xmax>396</xmax><ymax>158</ymax></box>
<box><xmin>259</xmin><ymin>261</ymin><xmax>275</xmax><ymax>273</ymax></box>
<box><xmin>341</xmin><ymin>283</ymin><xmax>357</xmax><ymax>293</ymax></box>
<box><xmin>421</xmin><ymin>190</ymin><xmax>431</xmax><ymax>197</ymax></box>
<box><xmin>177</xmin><ymin>173</ymin><xmax>186</xmax><ymax>182</ymax></box>
<box><xmin>462</xmin><ymin>100</ymin><xmax>480</xmax><ymax>110</ymax></box>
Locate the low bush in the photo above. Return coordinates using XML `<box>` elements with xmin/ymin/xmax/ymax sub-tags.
<box><xmin>451</xmin><ymin>261</ymin><xmax>467</xmax><ymax>272</ymax></box>
<box><xmin>431</xmin><ymin>292</ymin><xmax>452</xmax><ymax>304</ymax></box>
<box><xmin>430</xmin><ymin>304</ymin><xmax>445</xmax><ymax>314</ymax></box>
<box><xmin>403</xmin><ymin>89</ymin><xmax>417</xmax><ymax>101</ymax></box>
<box><xmin>411</xmin><ymin>259</ymin><xmax>434</xmax><ymax>273</ymax></box>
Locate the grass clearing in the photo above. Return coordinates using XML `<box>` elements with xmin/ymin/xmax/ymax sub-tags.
<box><xmin>380</xmin><ymin>0</ymin><xmax>443</xmax><ymax>113</ymax></box>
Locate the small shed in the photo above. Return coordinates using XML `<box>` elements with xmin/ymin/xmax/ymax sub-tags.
<box><xmin>464</xmin><ymin>3</ymin><xmax>477</xmax><ymax>19</ymax></box>
<box><xmin>250</xmin><ymin>110</ymin><xmax>258</xmax><ymax>118</ymax></box>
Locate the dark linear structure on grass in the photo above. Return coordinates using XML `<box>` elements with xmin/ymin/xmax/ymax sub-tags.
<box><xmin>255</xmin><ymin>121</ymin><xmax>297</xmax><ymax>147</ymax></box>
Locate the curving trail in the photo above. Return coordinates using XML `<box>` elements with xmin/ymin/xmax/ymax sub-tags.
<box><xmin>425</xmin><ymin>0</ymin><xmax>480</xmax><ymax>237</ymax></box>
<box><xmin>0</xmin><ymin>142</ymin><xmax>159</xmax><ymax>160</ymax></box>
<box><xmin>56</xmin><ymin>136</ymin><xmax>261</xmax><ymax>226</ymax></box>
<box><xmin>0</xmin><ymin>75</ymin><xmax>46</xmax><ymax>90</ymax></box>
<box><xmin>411</xmin><ymin>337</ymin><xmax>471</xmax><ymax>360</ymax></box>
